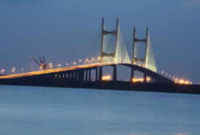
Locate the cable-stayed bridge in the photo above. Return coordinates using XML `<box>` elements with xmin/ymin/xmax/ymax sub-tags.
<box><xmin>100</xmin><ymin>17</ymin><xmax>157</xmax><ymax>72</ymax></box>
<box><xmin>0</xmin><ymin>17</ymin><xmax>198</xmax><ymax>94</ymax></box>
<box><xmin>0</xmin><ymin>18</ymin><xmax>163</xmax><ymax>82</ymax></box>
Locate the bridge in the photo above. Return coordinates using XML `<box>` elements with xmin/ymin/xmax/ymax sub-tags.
<box><xmin>1</xmin><ymin>17</ymin><xmax>198</xmax><ymax>94</ymax></box>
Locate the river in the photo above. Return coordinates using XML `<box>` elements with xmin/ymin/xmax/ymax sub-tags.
<box><xmin>0</xmin><ymin>85</ymin><xmax>199</xmax><ymax>135</ymax></box>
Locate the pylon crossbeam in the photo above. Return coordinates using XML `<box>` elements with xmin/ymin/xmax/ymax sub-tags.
<box><xmin>134</xmin><ymin>38</ymin><xmax>147</xmax><ymax>42</ymax></box>
<box><xmin>103</xmin><ymin>30</ymin><xmax>117</xmax><ymax>35</ymax></box>
<box><xmin>134</xmin><ymin>57</ymin><xmax>145</xmax><ymax>62</ymax></box>
<box><xmin>102</xmin><ymin>52</ymin><xmax>115</xmax><ymax>57</ymax></box>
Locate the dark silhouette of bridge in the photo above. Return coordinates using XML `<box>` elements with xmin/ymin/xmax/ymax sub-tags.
<box><xmin>0</xmin><ymin>18</ymin><xmax>170</xmax><ymax>83</ymax></box>
<box><xmin>49</xmin><ymin>63</ymin><xmax>172</xmax><ymax>83</ymax></box>
<box><xmin>1</xmin><ymin>17</ymin><xmax>199</xmax><ymax>94</ymax></box>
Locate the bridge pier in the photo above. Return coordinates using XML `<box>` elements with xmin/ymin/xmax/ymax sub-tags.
<box><xmin>66</xmin><ymin>72</ymin><xmax>68</xmax><ymax>80</ymax></box>
<box><xmin>113</xmin><ymin>65</ymin><xmax>117</xmax><ymax>81</ymax></box>
<box><xmin>79</xmin><ymin>70</ymin><xmax>84</xmax><ymax>81</ymax></box>
<box><xmin>75</xmin><ymin>71</ymin><xmax>79</xmax><ymax>81</ymax></box>
<box><xmin>85</xmin><ymin>70</ymin><xmax>87</xmax><ymax>81</ymax></box>
<box><xmin>130</xmin><ymin>67</ymin><xmax>134</xmax><ymax>82</ymax></box>
<box><xmin>72</xmin><ymin>71</ymin><xmax>75</xmax><ymax>80</ymax></box>
<box><xmin>77</xmin><ymin>70</ymin><xmax>80</xmax><ymax>81</ymax></box>
<box><xmin>88</xmin><ymin>69</ymin><xmax>91</xmax><ymax>81</ymax></box>
<box><xmin>71</xmin><ymin>72</ymin><xmax>74</xmax><ymax>80</ymax></box>
<box><xmin>75</xmin><ymin>71</ymin><xmax>78</xmax><ymax>81</ymax></box>
<box><xmin>99</xmin><ymin>67</ymin><xmax>103</xmax><ymax>81</ymax></box>
<box><xmin>84</xmin><ymin>69</ymin><xmax>91</xmax><ymax>81</ymax></box>
<box><xmin>73</xmin><ymin>71</ymin><xmax>76</xmax><ymax>80</ymax></box>
<box><xmin>95</xmin><ymin>67</ymin><xmax>103</xmax><ymax>81</ymax></box>
<box><xmin>70</xmin><ymin>72</ymin><xmax>73</xmax><ymax>80</ymax></box>
<box><xmin>85</xmin><ymin>69</ymin><xmax>88</xmax><ymax>81</ymax></box>
<box><xmin>68</xmin><ymin>72</ymin><xmax>71</xmax><ymax>80</ymax></box>
<box><xmin>144</xmin><ymin>72</ymin><xmax>147</xmax><ymax>83</ymax></box>
<box><xmin>95</xmin><ymin>67</ymin><xmax>98</xmax><ymax>81</ymax></box>
<box><xmin>73</xmin><ymin>71</ymin><xmax>77</xmax><ymax>81</ymax></box>
<box><xmin>69</xmin><ymin>72</ymin><xmax>71</xmax><ymax>80</ymax></box>
<box><xmin>66</xmin><ymin>72</ymin><xmax>69</xmax><ymax>80</ymax></box>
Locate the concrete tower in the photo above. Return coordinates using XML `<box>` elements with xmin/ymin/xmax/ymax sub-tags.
<box><xmin>100</xmin><ymin>17</ymin><xmax>120</xmax><ymax>63</ymax></box>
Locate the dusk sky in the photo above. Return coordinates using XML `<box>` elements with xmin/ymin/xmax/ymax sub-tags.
<box><xmin>0</xmin><ymin>0</ymin><xmax>200</xmax><ymax>82</ymax></box>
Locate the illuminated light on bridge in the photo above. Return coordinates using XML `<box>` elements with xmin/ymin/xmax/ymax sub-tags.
<box><xmin>84</xmin><ymin>58</ymin><xmax>89</xmax><ymax>64</ymax></box>
<box><xmin>146</xmin><ymin>77</ymin><xmax>151</xmax><ymax>82</ymax></box>
<box><xmin>102</xmin><ymin>75</ymin><xmax>112</xmax><ymax>81</ymax></box>
<box><xmin>39</xmin><ymin>65</ymin><xmax>44</xmax><ymax>70</ymax></box>
<box><xmin>174</xmin><ymin>78</ymin><xmax>192</xmax><ymax>85</ymax></box>
<box><xmin>11</xmin><ymin>67</ymin><xmax>16</xmax><ymax>73</ymax></box>
<box><xmin>65</xmin><ymin>63</ymin><xmax>69</xmax><ymax>66</ymax></box>
<box><xmin>132</xmin><ymin>78</ymin><xmax>145</xmax><ymax>83</ymax></box>
<box><xmin>0</xmin><ymin>69</ymin><xmax>6</xmax><ymax>74</ymax></box>
<box><xmin>97</xmin><ymin>56</ymin><xmax>101</xmax><ymax>61</ymax></box>
<box><xmin>56</xmin><ymin>64</ymin><xmax>62</xmax><ymax>67</ymax></box>
<box><xmin>131</xmin><ymin>77</ymin><xmax>151</xmax><ymax>83</ymax></box>
<box><xmin>87</xmin><ymin>58</ymin><xmax>92</xmax><ymax>64</ymax></box>
<box><xmin>90</xmin><ymin>58</ymin><xmax>94</xmax><ymax>63</ymax></box>
<box><xmin>48</xmin><ymin>62</ymin><xmax>54</xmax><ymax>69</ymax></box>
<box><xmin>72</xmin><ymin>61</ymin><xmax>77</xmax><ymax>65</ymax></box>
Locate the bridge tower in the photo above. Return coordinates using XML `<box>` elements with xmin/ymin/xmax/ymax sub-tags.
<box><xmin>132</xmin><ymin>27</ymin><xmax>150</xmax><ymax>68</ymax></box>
<box><xmin>100</xmin><ymin>17</ymin><xmax>120</xmax><ymax>63</ymax></box>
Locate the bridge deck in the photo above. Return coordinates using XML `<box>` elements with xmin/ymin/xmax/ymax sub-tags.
<box><xmin>0</xmin><ymin>62</ymin><xmax>173</xmax><ymax>84</ymax></box>
<box><xmin>0</xmin><ymin>63</ymin><xmax>199</xmax><ymax>94</ymax></box>
<box><xmin>0</xmin><ymin>63</ymin><xmax>104</xmax><ymax>79</ymax></box>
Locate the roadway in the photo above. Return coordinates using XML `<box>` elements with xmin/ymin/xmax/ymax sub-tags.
<box><xmin>0</xmin><ymin>63</ymin><xmax>109</xmax><ymax>79</ymax></box>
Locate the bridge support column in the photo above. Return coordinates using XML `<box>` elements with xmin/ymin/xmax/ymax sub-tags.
<box><xmin>113</xmin><ymin>65</ymin><xmax>117</xmax><ymax>81</ymax></box>
<box><xmin>130</xmin><ymin>67</ymin><xmax>134</xmax><ymax>82</ymax></box>
<box><xmin>85</xmin><ymin>70</ymin><xmax>88</xmax><ymax>81</ymax></box>
<box><xmin>77</xmin><ymin>70</ymin><xmax>81</xmax><ymax>81</ymax></box>
<box><xmin>73</xmin><ymin>71</ymin><xmax>76</xmax><ymax>80</ymax></box>
<box><xmin>95</xmin><ymin>67</ymin><xmax>98</xmax><ymax>81</ymax></box>
<box><xmin>71</xmin><ymin>72</ymin><xmax>73</xmax><ymax>80</ymax></box>
<box><xmin>74</xmin><ymin>71</ymin><xmax>77</xmax><ymax>81</ymax></box>
<box><xmin>99</xmin><ymin>67</ymin><xmax>103</xmax><ymax>81</ymax></box>
<box><xmin>79</xmin><ymin>70</ymin><xmax>84</xmax><ymax>81</ymax></box>
<box><xmin>144</xmin><ymin>72</ymin><xmax>147</xmax><ymax>83</ymax></box>
<box><xmin>67</xmin><ymin>72</ymin><xmax>69</xmax><ymax>80</ymax></box>
<box><xmin>75</xmin><ymin>71</ymin><xmax>79</xmax><ymax>81</ymax></box>
<box><xmin>69</xmin><ymin>72</ymin><xmax>71</xmax><ymax>80</ymax></box>
<box><xmin>75</xmin><ymin>71</ymin><xmax>78</xmax><ymax>80</ymax></box>
<box><xmin>85</xmin><ymin>69</ymin><xmax>90</xmax><ymax>81</ymax></box>
<box><xmin>88</xmin><ymin>69</ymin><xmax>91</xmax><ymax>81</ymax></box>
<box><xmin>70</xmin><ymin>72</ymin><xmax>73</xmax><ymax>80</ymax></box>
<box><xmin>72</xmin><ymin>71</ymin><xmax>75</xmax><ymax>80</ymax></box>
<box><xmin>95</xmin><ymin>67</ymin><xmax>103</xmax><ymax>81</ymax></box>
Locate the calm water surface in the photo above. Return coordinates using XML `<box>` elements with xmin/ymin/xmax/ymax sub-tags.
<box><xmin>0</xmin><ymin>85</ymin><xmax>199</xmax><ymax>135</ymax></box>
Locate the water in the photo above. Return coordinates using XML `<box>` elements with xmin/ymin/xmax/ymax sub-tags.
<box><xmin>0</xmin><ymin>85</ymin><xmax>199</xmax><ymax>135</ymax></box>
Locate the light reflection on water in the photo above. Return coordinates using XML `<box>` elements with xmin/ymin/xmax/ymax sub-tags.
<box><xmin>0</xmin><ymin>85</ymin><xmax>199</xmax><ymax>135</ymax></box>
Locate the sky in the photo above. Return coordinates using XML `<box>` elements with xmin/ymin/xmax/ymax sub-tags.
<box><xmin>0</xmin><ymin>0</ymin><xmax>200</xmax><ymax>82</ymax></box>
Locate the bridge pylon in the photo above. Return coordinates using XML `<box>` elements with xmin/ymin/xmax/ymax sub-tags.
<box><xmin>100</xmin><ymin>17</ymin><xmax>120</xmax><ymax>63</ymax></box>
<box><xmin>132</xmin><ymin>26</ymin><xmax>150</xmax><ymax>68</ymax></box>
